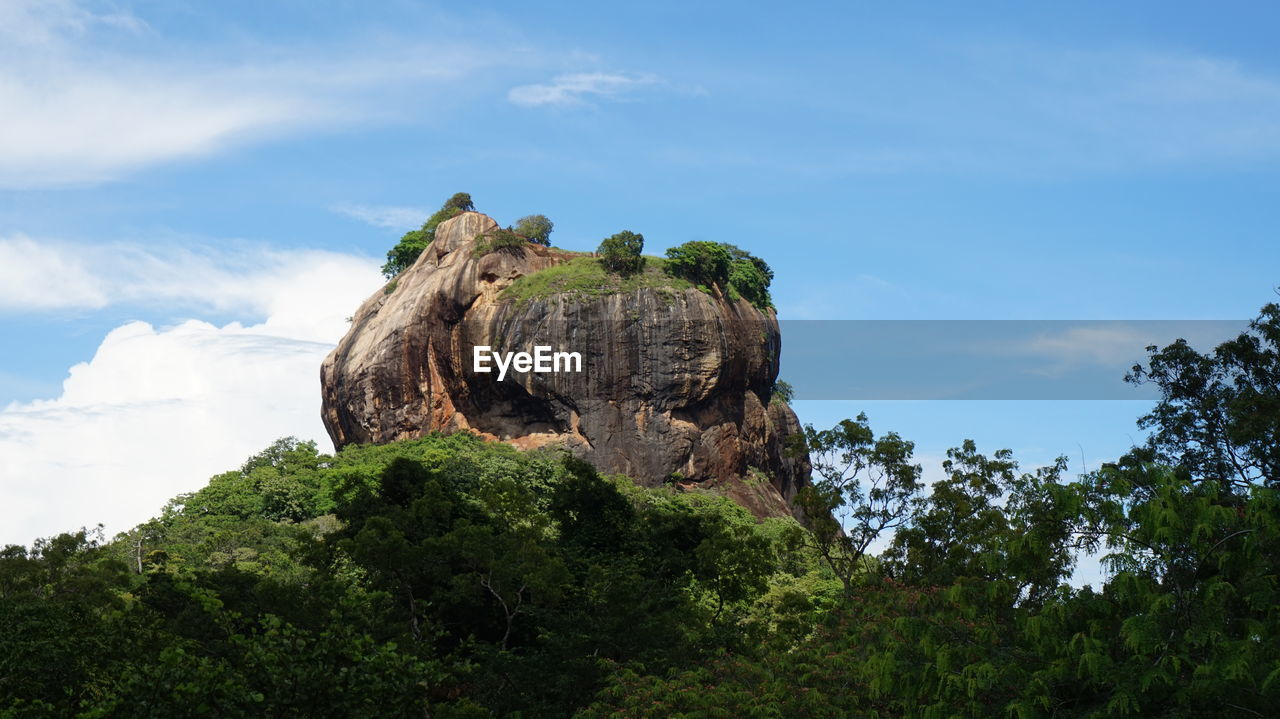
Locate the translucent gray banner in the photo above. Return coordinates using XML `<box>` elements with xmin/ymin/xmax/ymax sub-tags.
<box><xmin>779</xmin><ymin>320</ymin><xmax>1250</xmax><ymax>400</ymax></box>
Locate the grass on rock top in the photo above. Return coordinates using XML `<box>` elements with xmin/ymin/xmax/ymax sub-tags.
<box><xmin>499</xmin><ymin>256</ymin><xmax>694</xmax><ymax>305</ymax></box>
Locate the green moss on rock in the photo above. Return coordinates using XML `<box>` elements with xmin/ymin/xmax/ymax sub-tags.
<box><xmin>500</xmin><ymin>256</ymin><xmax>694</xmax><ymax>306</ymax></box>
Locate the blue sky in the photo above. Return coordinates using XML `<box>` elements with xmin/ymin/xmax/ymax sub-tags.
<box><xmin>3</xmin><ymin>1</ymin><xmax>1279</xmax><ymax>561</ymax></box>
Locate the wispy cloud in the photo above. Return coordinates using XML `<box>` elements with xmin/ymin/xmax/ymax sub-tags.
<box><xmin>508</xmin><ymin>72</ymin><xmax>661</xmax><ymax>107</ymax></box>
<box><xmin>331</xmin><ymin>203</ymin><xmax>428</xmax><ymax>230</ymax></box>
<box><xmin>0</xmin><ymin>0</ymin><xmax>494</xmax><ymax>188</ymax></box>
<box><xmin>1014</xmin><ymin>325</ymin><xmax>1158</xmax><ymax>368</ymax></box>
<box><xmin>0</xmin><ymin>0</ymin><xmax>149</xmax><ymax>45</ymax></box>
<box><xmin>990</xmin><ymin>321</ymin><xmax>1245</xmax><ymax>377</ymax></box>
<box><xmin>0</xmin><ymin>235</ymin><xmax>382</xmax><ymax>339</ymax></box>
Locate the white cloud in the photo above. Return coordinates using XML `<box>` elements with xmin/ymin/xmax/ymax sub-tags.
<box><xmin>1015</xmin><ymin>325</ymin><xmax>1158</xmax><ymax>369</ymax></box>
<box><xmin>0</xmin><ymin>0</ymin><xmax>490</xmax><ymax>188</ymax></box>
<box><xmin>0</xmin><ymin>244</ymin><xmax>383</xmax><ymax>547</ymax></box>
<box><xmin>0</xmin><ymin>0</ymin><xmax>147</xmax><ymax>46</ymax></box>
<box><xmin>995</xmin><ymin>322</ymin><xmax>1244</xmax><ymax>378</ymax></box>
<box><xmin>0</xmin><ymin>69</ymin><xmax>314</xmax><ymax>188</ymax></box>
<box><xmin>0</xmin><ymin>235</ymin><xmax>110</xmax><ymax>309</ymax></box>
<box><xmin>508</xmin><ymin>72</ymin><xmax>660</xmax><ymax>107</ymax></box>
<box><xmin>0</xmin><ymin>235</ymin><xmax>377</xmax><ymax>336</ymax></box>
<box><xmin>331</xmin><ymin>203</ymin><xmax>429</xmax><ymax>230</ymax></box>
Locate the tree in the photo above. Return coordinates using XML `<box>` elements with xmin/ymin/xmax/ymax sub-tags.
<box><xmin>664</xmin><ymin>241</ymin><xmax>774</xmax><ymax>310</ymax></box>
<box><xmin>513</xmin><ymin>214</ymin><xmax>554</xmax><ymax>246</ymax></box>
<box><xmin>884</xmin><ymin>441</ymin><xmax>1076</xmax><ymax>607</ymax></box>
<box><xmin>727</xmin><ymin>257</ymin><xmax>773</xmax><ymax>308</ymax></box>
<box><xmin>1126</xmin><ymin>302</ymin><xmax>1280</xmax><ymax>490</ymax></box>
<box><xmin>664</xmin><ymin>241</ymin><xmax>731</xmax><ymax>287</ymax></box>
<box><xmin>598</xmin><ymin>230</ymin><xmax>645</xmax><ymax>276</ymax></box>
<box><xmin>443</xmin><ymin>192</ymin><xmax>475</xmax><ymax>213</ymax></box>
<box><xmin>788</xmin><ymin>414</ymin><xmax>922</xmax><ymax>592</ymax></box>
<box><xmin>381</xmin><ymin>192</ymin><xmax>476</xmax><ymax>277</ymax></box>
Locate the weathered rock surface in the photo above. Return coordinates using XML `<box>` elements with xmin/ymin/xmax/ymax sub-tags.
<box><xmin>320</xmin><ymin>212</ymin><xmax>811</xmax><ymax>519</ymax></box>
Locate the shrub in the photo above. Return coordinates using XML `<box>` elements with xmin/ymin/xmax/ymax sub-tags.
<box><xmin>473</xmin><ymin>228</ymin><xmax>529</xmax><ymax>256</ymax></box>
<box><xmin>598</xmin><ymin>231</ymin><xmax>645</xmax><ymax>276</ymax></box>
<box><xmin>513</xmin><ymin>215</ymin><xmax>554</xmax><ymax>246</ymax></box>
<box><xmin>381</xmin><ymin>192</ymin><xmax>476</xmax><ymax>277</ymax></box>
<box><xmin>772</xmin><ymin>380</ymin><xmax>794</xmax><ymax>404</ymax></box>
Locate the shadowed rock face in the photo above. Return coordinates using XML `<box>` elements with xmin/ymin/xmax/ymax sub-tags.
<box><xmin>321</xmin><ymin>212</ymin><xmax>811</xmax><ymax>520</ymax></box>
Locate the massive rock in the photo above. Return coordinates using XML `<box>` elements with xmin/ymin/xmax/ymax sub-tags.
<box><xmin>320</xmin><ymin>212</ymin><xmax>811</xmax><ymax>519</ymax></box>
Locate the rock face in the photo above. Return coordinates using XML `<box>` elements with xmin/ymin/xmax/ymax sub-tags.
<box><xmin>320</xmin><ymin>212</ymin><xmax>811</xmax><ymax>520</ymax></box>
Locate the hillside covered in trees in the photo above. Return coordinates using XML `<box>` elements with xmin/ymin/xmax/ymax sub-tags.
<box><xmin>5</xmin><ymin>302</ymin><xmax>1280</xmax><ymax>717</ymax></box>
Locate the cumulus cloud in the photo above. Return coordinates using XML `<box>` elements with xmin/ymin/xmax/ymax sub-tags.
<box><xmin>331</xmin><ymin>203</ymin><xmax>429</xmax><ymax>230</ymax></box>
<box><xmin>508</xmin><ymin>72</ymin><xmax>661</xmax><ymax>107</ymax></box>
<box><xmin>0</xmin><ymin>243</ymin><xmax>383</xmax><ymax>547</ymax></box>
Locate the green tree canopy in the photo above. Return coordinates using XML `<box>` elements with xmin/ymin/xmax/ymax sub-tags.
<box><xmin>598</xmin><ymin>230</ymin><xmax>645</xmax><ymax>276</ymax></box>
<box><xmin>664</xmin><ymin>241</ymin><xmax>774</xmax><ymax>309</ymax></box>
<box><xmin>12</xmin><ymin>299</ymin><xmax>1280</xmax><ymax>716</ymax></box>
<box><xmin>513</xmin><ymin>214</ymin><xmax>554</xmax><ymax>246</ymax></box>
<box><xmin>381</xmin><ymin>192</ymin><xmax>476</xmax><ymax>277</ymax></box>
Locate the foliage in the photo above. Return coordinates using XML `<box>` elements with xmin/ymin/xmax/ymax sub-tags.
<box><xmin>443</xmin><ymin>192</ymin><xmax>475</xmax><ymax>212</ymax></box>
<box><xmin>771</xmin><ymin>379</ymin><xmax>794</xmax><ymax>404</ymax></box>
<box><xmin>472</xmin><ymin>227</ymin><xmax>530</xmax><ymax>256</ymax></box>
<box><xmin>2</xmin><ymin>433</ymin><xmax>812</xmax><ymax>716</ymax></box>
<box><xmin>788</xmin><ymin>413</ymin><xmax>922</xmax><ymax>592</ymax></box>
<box><xmin>883</xmin><ymin>441</ymin><xmax>1078</xmax><ymax>606</ymax></box>
<box><xmin>1126</xmin><ymin>301</ymin><xmax>1280</xmax><ymax>489</ymax></box>
<box><xmin>10</xmin><ymin>299</ymin><xmax>1280</xmax><ymax>716</ymax></box>
<box><xmin>664</xmin><ymin>240</ymin><xmax>731</xmax><ymax>287</ymax></box>
<box><xmin>513</xmin><ymin>214</ymin><xmax>555</xmax><ymax>246</ymax></box>
<box><xmin>598</xmin><ymin>230</ymin><xmax>646</xmax><ymax>276</ymax></box>
<box><xmin>663</xmin><ymin>241</ymin><xmax>774</xmax><ymax>310</ymax></box>
<box><xmin>727</xmin><ymin>254</ymin><xmax>773</xmax><ymax>309</ymax></box>
<box><xmin>380</xmin><ymin>192</ymin><xmax>475</xmax><ymax>277</ymax></box>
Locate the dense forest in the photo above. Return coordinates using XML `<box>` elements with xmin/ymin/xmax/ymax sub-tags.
<box><xmin>4</xmin><ymin>303</ymin><xmax>1280</xmax><ymax>718</ymax></box>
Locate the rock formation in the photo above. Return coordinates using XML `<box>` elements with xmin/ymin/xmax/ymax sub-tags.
<box><xmin>320</xmin><ymin>212</ymin><xmax>811</xmax><ymax>520</ymax></box>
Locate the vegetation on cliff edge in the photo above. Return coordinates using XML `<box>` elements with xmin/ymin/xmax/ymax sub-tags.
<box><xmin>664</xmin><ymin>240</ymin><xmax>774</xmax><ymax>310</ymax></box>
<box><xmin>499</xmin><ymin>255</ymin><xmax>693</xmax><ymax>306</ymax></box>
<box><xmin>382</xmin><ymin>192</ymin><xmax>475</xmax><ymax>278</ymax></box>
